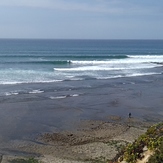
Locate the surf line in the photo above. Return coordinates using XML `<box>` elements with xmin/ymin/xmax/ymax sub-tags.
<box><xmin>50</xmin><ymin>94</ymin><xmax>79</xmax><ymax>100</ymax></box>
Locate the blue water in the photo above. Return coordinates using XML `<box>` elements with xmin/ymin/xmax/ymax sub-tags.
<box><xmin>0</xmin><ymin>39</ymin><xmax>163</xmax><ymax>85</ymax></box>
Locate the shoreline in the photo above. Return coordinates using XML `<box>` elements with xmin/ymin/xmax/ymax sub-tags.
<box><xmin>0</xmin><ymin>116</ymin><xmax>159</xmax><ymax>163</ymax></box>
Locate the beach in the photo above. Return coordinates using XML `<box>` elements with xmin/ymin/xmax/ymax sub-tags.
<box><xmin>0</xmin><ymin>117</ymin><xmax>156</xmax><ymax>163</ymax></box>
<box><xmin>1</xmin><ymin>118</ymin><xmax>151</xmax><ymax>163</ymax></box>
<box><xmin>0</xmin><ymin>74</ymin><xmax>162</xmax><ymax>162</ymax></box>
<box><xmin>0</xmin><ymin>39</ymin><xmax>163</xmax><ymax>162</ymax></box>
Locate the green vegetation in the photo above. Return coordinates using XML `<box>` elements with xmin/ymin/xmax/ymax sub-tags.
<box><xmin>148</xmin><ymin>141</ymin><xmax>163</xmax><ymax>163</ymax></box>
<box><xmin>107</xmin><ymin>140</ymin><xmax>128</xmax><ymax>153</ymax></box>
<box><xmin>85</xmin><ymin>156</ymin><xmax>110</xmax><ymax>163</ymax></box>
<box><xmin>118</xmin><ymin>123</ymin><xmax>163</xmax><ymax>163</ymax></box>
<box><xmin>9</xmin><ymin>158</ymin><xmax>40</xmax><ymax>163</ymax></box>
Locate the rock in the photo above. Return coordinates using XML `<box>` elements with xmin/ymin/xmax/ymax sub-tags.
<box><xmin>118</xmin><ymin>156</ymin><xmax>123</xmax><ymax>162</ymax></box>
<box><xmin>121</xmin><ymin>161</ymin><xmax>128</xmax><ymax>163</ymax></box>
<box><xmin>143</xmin><ymin>146</ymin><xmax>148</xmax><ymax>151</ymax></box>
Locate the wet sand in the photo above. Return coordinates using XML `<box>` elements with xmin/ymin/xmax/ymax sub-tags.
<box><xmin>0</xmin><ymin>118</ymin><xmax>161</xmax><ymax>163</ymax></box>
<box><xmin>0</xmin><ymin>74</ymin><xmax>163</xmax><ymax>162</ymax></box>
<box><xmin>0</xmin><ymin>117</ymin><xmax>156</xmax><ymax>163</ymax></box>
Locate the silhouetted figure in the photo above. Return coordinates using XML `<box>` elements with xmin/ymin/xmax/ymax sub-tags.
<box><xmin>129</xmin><ymin>112</ymin><xmax>131</xmax><ymax>118</ymax></box>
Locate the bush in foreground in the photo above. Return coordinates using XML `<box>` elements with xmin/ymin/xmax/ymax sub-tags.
<box><xmin>117</xmin><ymin>123</ymin><xmax>163</xmax><ymax>163</ymax></box>
<box><xmin>148</xmin><ymin>141</ymin><xmax>163</xmax><ymax>163</ymax></box>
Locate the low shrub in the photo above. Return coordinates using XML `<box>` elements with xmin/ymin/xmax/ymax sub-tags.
<box><xmin>10</xmin><ymin>158</ymin><xmax>39</xmax><ymax>163</ymax></box>
<box><xmin>120</xmin><ymin>123</ymin><xmax>163</xmax><ymax>163</ymax></box>
<box><xmin>148</xmin><ymin>141</ymin><xmax>163</xmax><ymax>163</ymax></box>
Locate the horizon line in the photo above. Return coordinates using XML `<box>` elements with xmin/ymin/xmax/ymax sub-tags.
<box><xmin>0</xmin><ymin>38</ymin><xmax>163</xmax><ymax>41</ymax></box>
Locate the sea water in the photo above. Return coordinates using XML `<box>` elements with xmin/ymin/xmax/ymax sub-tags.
<box><xmin>0</xmin><ymin>39</ymin><xmax>163</xmax><ymax>97</ymax></box>
<box><xmin>0</xmin><ymin>39</ymin><xmax>163</xmax><ymax>85</ymax></box>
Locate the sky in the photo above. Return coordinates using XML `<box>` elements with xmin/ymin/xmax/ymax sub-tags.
<box><xmin>0</xmin><ymin>0</ymin><xmax>163</xmax><ymax>39</ymax></box>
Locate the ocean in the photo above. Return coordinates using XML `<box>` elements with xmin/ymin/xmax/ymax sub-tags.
<box><xmin>0</xmin><ymin>39</ymin><xmax>163</xmax><ymax>86</ymax></box>
<box><xmin>0</xmin><ymin>39</ymin><xmax>163</xmax><ymax>140</ymax></box>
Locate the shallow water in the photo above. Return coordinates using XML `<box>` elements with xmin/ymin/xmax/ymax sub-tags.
<box><xmin>0</xmin><ymin>73</ymin><xmax>163</xmax><ymax>143</ymax></box>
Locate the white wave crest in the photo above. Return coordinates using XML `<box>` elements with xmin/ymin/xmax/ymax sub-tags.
<box><xmin>54</xmin><ymin>64</ymin><xmax>161</xmax><ymax>72</ymax></box>
<box><xmin>70</xmin><ymin>57</ymin><xmax>163</xmax><ymax>65</ymax></box>
<box><xmin>128</xmin><ymin>55</ymin><xmax>163</xmax><ymax>59</ymax></box>
<box><xmin>29</xmin><ymin>90</ymin><xmax>44</xmax><ymax>94</ymax></box>
<box><xmin>70</xmin><ymin>94</ymin><xmax>79</xmax><ymax>97</ymax></box>
<box><xmin>127</xmin><ymin>72</ymin><xmax>162</xmax><ymax>77</ymax></box>
<box><xmin>0</xmin><ymin>80</ymin><xmax>63</xmax><ymax>85</ymax></box>
<box><xmin>50</xmin><ymin>96</ymin><xmax>67</xmax><ymax>99</ymax></box>
<box><xmin>127</xmin><ymin>55</ymin><xmax>163</xmax><ymax>63</ymax></box>
<box><xmin>5</xmin><ymin>92</ymin><xmax>19</xmax><ymax>96</ymax></box>
<box><xmin>97</xmin><ymin>72</ymin><xmax>162</xmax><ymax>80</ymax></box>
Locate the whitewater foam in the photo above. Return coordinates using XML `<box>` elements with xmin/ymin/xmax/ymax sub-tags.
<box><xmin>5</xmin><ymin>92</ymin><xmax>19</xmax><ymax>96</ymax></box>
<box><xmin>128</xmin><ymin>55</ymin><xmax>163</xmax><ymax>59</ymax></box>
<box><xmin>70</xmin><ymin>94</ymin><xmax>79</xmax><ymax>97</ymax></box>
<box><xmin>0</xmin><ymin>80</ymin><xmax>63</xmax><ymax>85</ymax></box>
<box><xmin>96</xmin><ymin>72</ymin><xmax>162</xmax><ymax>80</ymax></box>
<box><xmin>54</xmin><ymin>64</ymin><xmax>161</xmax><ymax>72</ymax></box>
<box><xmin>50</xmin><ymin>96</ymin><xmax>67</xmax><ymax>99</ymax></box>
<box><xmin>67</xmin><ymin>58</ymin><xmax>163</xmax><ymax>66</ymax></box>
<box><xmin>29</xmin><ymin>90</ymin><xmax>44</xmax><ymax>94</ymax></box>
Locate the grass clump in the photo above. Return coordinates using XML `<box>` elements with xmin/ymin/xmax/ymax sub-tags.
<box><xmin>85</xmin><ymin>156</ymin><xmax>110</xmax><ymax>163</ymax></box>
<box><xmin>10</xmin><ymin>158</ymin><xmax>40</xmax><ymax>163</ymax></box>
<box><xmin>107</xmin><ymin>140</ymin><xmax>128</xmax><ymax>152</ymax></box>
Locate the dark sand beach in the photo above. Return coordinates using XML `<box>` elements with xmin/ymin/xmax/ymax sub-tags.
<box><xmin>0</xmin><ymin>74</ymin><xmax>163</xmax><ymax>162</ymax></box>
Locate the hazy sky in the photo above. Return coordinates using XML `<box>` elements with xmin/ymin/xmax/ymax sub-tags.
<box><xmin>0</xmin><ymin>0</ymin><xmax>163</xmax><ymax>39</ymax></box>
